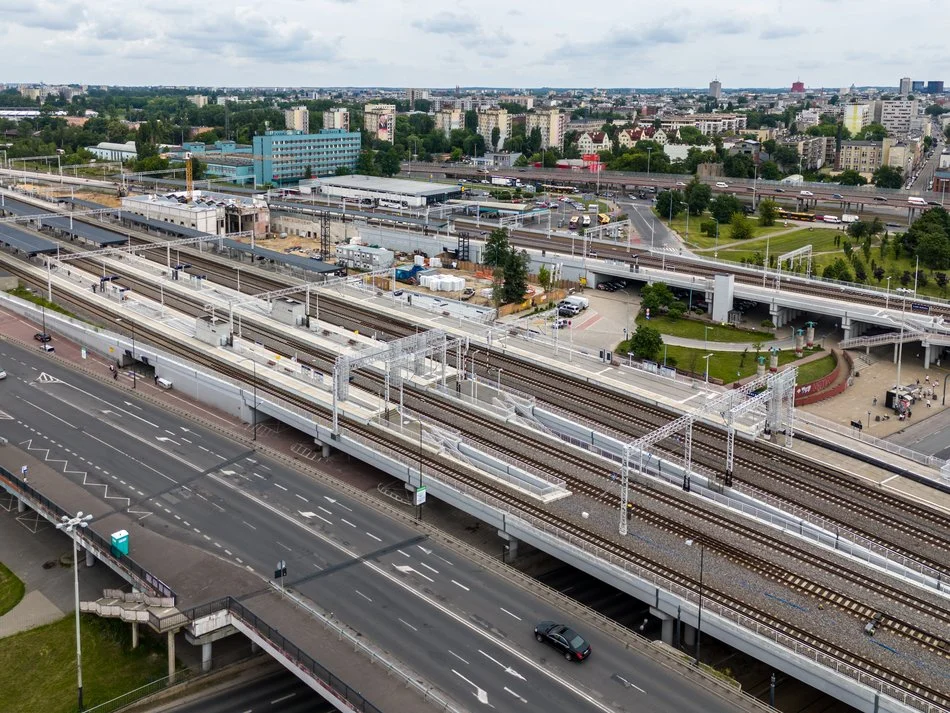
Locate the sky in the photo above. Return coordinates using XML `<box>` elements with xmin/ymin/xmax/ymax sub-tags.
<box><xmin>1</xmin><ymin>0</ymin><xmax>947</xmax><ymax>89</ymax></box>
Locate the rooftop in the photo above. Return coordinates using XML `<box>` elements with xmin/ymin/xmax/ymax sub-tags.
<box><xmin>204</xmin><ymin>155</ymin><xmax>254</xmax><ymax>167</ymax></box>
<box><xmin>310</xmin><ymin>175</ymin><xmax>460</xmax><ymax>197</ymax></box>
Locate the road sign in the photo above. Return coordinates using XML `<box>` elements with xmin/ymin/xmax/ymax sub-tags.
<box><xmin>274</xmin><ymin>559</ymin><xmax>287</xmax><ymax>579</ymax></box>
<box><xmin>414</xmin><ymin>486</ymin><xmax>427</xmax><ymax>506</ymax></box>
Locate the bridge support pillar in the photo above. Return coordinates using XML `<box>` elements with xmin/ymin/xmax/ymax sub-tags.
<box><xmin>925</xmin><ymin>344</ymin><xmax>932</xmax><ymax>369</ymax></box>
<box><xmin>167</xmin><ymin>630</ymin><xmax>177</xmax><ymax>683</ymax></box>
<box><xmin>131</xmin><ymin>621</ymin><xmax>139</xmax><ymax>650</ymax></box>
<box><xmin>85</xmin><ymin>549</ymin><xmax>95</xmax><ymax>567</ymax></box>
<box><xmin>201</xmin><ymin>641</ymin><xmax>212</xmax><ymax>673</ymax></box>
<box><xmin>841</xmin><ymin>316</ymin><xmax>852</xmax><ymax>341</ymax></box>
<box><xmin>17</xmin><ymin>497</ymin><xmax>25</xmax><ymax>513</ymax></box>
<box><xmin>769</xmin><ymin>305</ymin><xmax>786</xmax><ymax>328</ymax></box>
<box><xmin>498</xmin><ymin>530</ymin><xmax>519</xmax><ymax>562</ymax></box>
<box><xmin>894</xmin><ymin>342</ymin><xmax>899</xmax><ymax>363</ymax></box>
<box><xmin>683</xmin><ymin>623</ymin><xmax>696</xmax><ymax>648</ymax></box>
<box><xmin>250</xmin><ymin>641</ymin><xmax>260</xmax><ymax>653</ymax></box>
<box><xmin>314</xmin><ymin>438</ymin><xmax>331</xmax><ymax>458</ymax></box>
<box><xmin>650</xmin><ymin>607</ymin><xmax>674</xmax><ymax>646</ymax></box>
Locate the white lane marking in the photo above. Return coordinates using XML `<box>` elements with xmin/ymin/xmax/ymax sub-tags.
<box><xmin>417</xmin><ymin>545</ymin><xmax>432</xmax><ymax>555</ymax></box>
<box><xmin>452</xmin><ymin>670</ymin><xmax>490</xmax><ymax>705</ymax></box>
<box><xmin>436</xmin><ymin>555</ymin><xmax>454</xmax><ymax>566</ymax></box>
<box><xmin>504</xmin><ymin>686</ymin><xmax>527</xmax><ymax>703</ymax></box>
<box><xmin>214</xmin><ymin>542</ymin><xmax>222</xmax><ymax>549</ymax></box>
<box><xmin>294</xmin><ymin>493</ymin><xmax>308</xmax><ymax>502</ymax></box>
<box><xmin>181</xmin><ymin>438</ymin><xmax>192</xmax><ymax>444</ymax></box>
<box><xmin>277</xmin><ymin>541</ymin><xmax>292</xmax><ymax>552</ymax></box>
<box><xmin>253</xmin><ymin>472</ymin><xmax>266</xmax><ymax>480</ymax></box>
<box><xmin>241</xmin><ymin>521</ymin><xmax>257</xmax><ymax>530</ymax></box>
<box><xmin>199</xmin><ymin>445</ymin><xmax>210</xmax><ymax>452</ymax></box>
<box><xmin>208</xmin><ymin>475</ymin><xmax>615</xmax><ymax>713</ymax></box>
<box><xmin>366</xmin><ymin>532</ymin><xmax>382</xmax><ymax>542</ymax></box>
<box><xmin>480</xmin><ymin>649</ymin><xmax>526</xmax><ymax>680</ymax></box>
<box><xmin>500</xmin><ymin>608</ymin><xmax>522</xmax><ymax>621</ymax></box>
<box><xmin>164</xmin><ymin>429</ymin><xmax>176</xmax><ymax>436</ymax></box>
<box><xmin>270</xmin><ymin>693</ymin><xmax>295</xmax><ymax>704</ymax></box>
<box><xmin>398</xmin><ymin>618</ymin><xmax>418</xmax><ymax>632</ymax></box>
<box><xmin>614</xmin><ymin>675</ymin><xmax>646</xmax><ymax>693</ymax></box>
<box><xmin>317</xmin><ymin>506</ymin><xmax>333</xmax><ymax>515</ymax></box>
<box><xmin>340</xmin><ymin>518</ymin><xmax>356</xmax><ymax>528</ymax></box>
<box><xmin>451</xmin><ymin>580</ymin><xmax>470</xmax><ymax>591</ymax></box>
<box><xmin>225</xmin><ymin>549</ymin><xmax>232</xmax><ymax>556</ymax></box>
<box><xmin>392</xmin><ymin>564</ymin><xmax>433</xmax><ymax>583</ymax></box>
<box><xmin>355</xmin><ymin>590</ymin><xmax>373</xmax><ymax>603</ymax></box>
<box><xmin>274</xmin><ymin>483</ymin><xmax>287</xmax><ymax>491</ymax></box>
<box><xmin>448</xmin><ymin>650</ymin><xmax>470</xmax><ymax>665</ymax></box>
<box><xmin>397</xmin><ymin>550</ymin><xmax>411</xmax><ymax>558</ymax></box>
<box><xmin>419</xmin><ymin>562</ymin><xmax>439</xmax><ymax>574</ymax></box>
<box><xmin>193</xmin><ymin>528</ymin><xmax>201</xmax><ymax>534</ymax></box>
<box><xmin>203</xmin><ymin>534</ymin><xmax>211</xmax><ymax>541</ymax></box>
<box><xmin>314</xmin><ymin>514</ymin><xmax>333</xmax><ymax>525</ymax></box>
<box><xmin>18</xmin><ymin>398</ymin><xmax>77</xmax><ymax>428</ymax></box>
<box><xmin>323</xmin><ymin>496</ymin><xmax>352</xmax><ymax>512</ymax></box>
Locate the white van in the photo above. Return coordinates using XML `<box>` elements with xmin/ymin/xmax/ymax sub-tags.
<box><xmin>823</xmin><ymin>215</ymin><xmax>841</xmax><ymax>224</ymax></box>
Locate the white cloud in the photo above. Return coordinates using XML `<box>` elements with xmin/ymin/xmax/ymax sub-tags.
<box><xmin>0</xmin><ymin>0</ymin><xmax>945</xmax><ymax>87</ymax></box>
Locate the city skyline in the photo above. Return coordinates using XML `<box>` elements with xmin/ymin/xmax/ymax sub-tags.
<box><xmin>0</xmin><ymin>0</ymin><xmax>947</xmax><ymax>89</ymax></box>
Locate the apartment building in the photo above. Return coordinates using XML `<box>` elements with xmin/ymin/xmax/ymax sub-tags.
<box><xmin>477</xmin><ymin>108</ymin><xmax>511</xmax><ymax>151</ymax></box>
<box><xmin>899</xmin><ymin>77</ymin><xmax>912</xmax><ymax>97</ymax></box>
<box><xmin>252</xmin><ymin>129</ymin><xmax>361</xmax><ymax>186</ymax></box>
<box><xmin>781</xmin><ymin>136</ymin><xmax>832</xmax><ymax>170</ymax></box>
<box><xmin>794</xmin><ymin>108</ymin><xmax>821</xmax><ymax>129</ymax></box>
<box><xmin>525</xmin><ymin>108</ymin><xmax>566</xmax><ymax>150</ymax></box>
<box><xmin>406</xmin><ymin>88</ymin><xmax>429</xmax><ymax>106</ymax></box>
<box><xmin>434</xmin><ymin>108</ymin><xmax>464</xmax><ymax>137</ymax></box>
<box><xmin>842</xmin><ymin>103</ymin><xmax>871</xmax><ymax>135</ymax></box>
<box><xmin>322</xmin><ymin>108</ymin><xmax>350</xmax><ymax>132</ymax></box>
<box><xmin>284</xmin><ymin>106</ymin><xmax>310</xmax><ymax>132</ymax></box>
<box><xmin>499</xmin><ymin>95</ymin><xmax>534</xmax><ymax>111</ymax></box>
<box><xmin>659</xmin><ymin>113</ymin><xmax>747</xmax><ymax>135</ymax></box>
<box><xmin>838</xmin><ymin>140</ymin><xmax>884</xmax><ymax>176</ymax></box>
<box><xmin>708</xmin><ymin>80</ymin><xmax>722</xmax><ymax>100</ymax></box>
<box><xmin>187</xmin><ymin>94</ymin><xmax>208</xmax><ymax>108</ymax></box>
<box><xmin>364</xmin><ymin>103</ymin><xmax>396</xmax><ymax>142</ymax></box>
<box><xmin>877</xmin><ymin>100</ymin><xmax>918</xmax><ymax>137</ymax></box>
<box><xmin>577</xmin><ymin>131</ymin><xmax>610</xmax><ymax>154</ymax></box>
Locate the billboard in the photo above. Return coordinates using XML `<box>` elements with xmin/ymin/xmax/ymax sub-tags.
<box><xmin>582</xmin><ymin>153</ymin><xmax>600</xmax><ymax>163</ymax></box>
<box><xmin>377</xmin><ymin>112</ymin><xmax>393</xmax><ymax>142</ymax></box>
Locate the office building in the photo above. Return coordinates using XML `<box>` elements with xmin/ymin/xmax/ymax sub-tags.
<box><xmin>899</xmin><ymin>77</ymin><xmax>912</xmax><ymax>97</ymax></box>
<box><xmin>525</xmin><ymin>108</ymin><xmax>566</xmax><ymax>150</ymax></box>
<box><xmin>912</xmin><ymin>81</ymin><xmax>925</xmax><ymax>92</ymax></box>
<box><xmin>187</xmin><ymin>94</ymin><xmax>208</xmax><ymax>108</ymax></box>
<box><xmin>284</xmin><ymin>106</ymin><xmax>310</xmax><ymax>132</ymax></box>
<box><xmin>252</xmin><ymin>129</ymin><xmax>361</xmax><ymax>186</ymax></box>
<box><xmin>406</xmin><ymin>88</ymin><xmax>429</xmax><ymax>106</ymax></box>
<box><xmin>709</xmin><ymin>79</ymin><xmax>722</xmax><ymax>100</ymax></box>
<box><xmin>477</xmin><ymin>108</ymin><xmax>511</xmax><ymax>151</ymax></box>
<box><xmin>926</xmin><ymin>81</ymin><xmax>945</xmax><ymax>94</ymax></box>
<box><xmin>791</xmin><ymin>81</ymin><xmax>805</xmax><ymax>94</ymax></box>
<box><xmin>878</xmin><ymin>99</ymin><xmax>918</xmax><ymax>137</ymax></box>
<box><xmin>364</xmin><ymin>103</ymin><xmax>396</xmax><ymax>142</ymax></box>
<box><xmin>434</xmin><ymin>108</ymin><xmax>464</xmax><ymax>137</ymax></box>
<box><xmin>323</xmin><ymin>108</ymin><xmax>350</xmax><ymax>132</ymax></box>
<box><xmin>842</xmin><ymin>103</ymin><xmax>871</xmax><ymax>135</ymax></box>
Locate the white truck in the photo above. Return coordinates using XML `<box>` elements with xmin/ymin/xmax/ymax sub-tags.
<box><xmin>559</xmin><ymin>295</ymin><xmax>589</xmax><ymax>311</ymax></box>
<box><xmin>841</xmin><ymin>214</ymin><xmax>860</xmax><ymax>224</ymax></box>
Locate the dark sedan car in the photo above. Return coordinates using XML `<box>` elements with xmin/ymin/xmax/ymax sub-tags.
<box><xmin>34</xmin><ymin>332</ymin><xmax>52</xmax><ymax>343</ymax></box>
<box><xmin>534</xmin><ymin>621</ymin><xmax>592</xmax><ymax>661</ymax></box>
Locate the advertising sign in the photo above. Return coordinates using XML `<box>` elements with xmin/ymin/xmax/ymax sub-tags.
<box><xmin>414</xmin><ymin>486</ymin><xmax>427</xmax><ymax>506</ymax></box>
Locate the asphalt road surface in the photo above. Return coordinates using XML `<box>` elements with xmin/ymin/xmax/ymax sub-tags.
<box><xmin>158</xmin><ymin>670</ymin><xmax>333</xmax><ymax>713</ymax></box>
<box><xmin>0</xmin><ymin>339</ymin><xmax>745</xmax><ymax>713</ymax></box>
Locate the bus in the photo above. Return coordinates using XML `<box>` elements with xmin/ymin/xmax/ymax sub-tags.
<box><xmin>776</xmin><ymin>208</ymin><xmax>816</xmax><ymax>222</ymax></box>
<box><xmin>598</xmin><ymin>213</ymin><xmax>611</xmax><ymax>225</ymax></box>
<box><xmin>541</xmin><ymin>184</ymin><xmax>579</xmax><ymax>195</ymax></box>
<box><xmin>908</xmin><ymin>197</ymin><xmax>928</xmax><ymax>207</ymax></box>
<box><xmin>378</xmin><ymin>198</ymin><xmax>409</xmax><ymax>210</ymax></box>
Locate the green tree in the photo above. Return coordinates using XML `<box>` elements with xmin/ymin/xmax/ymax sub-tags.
<box><xmin>836</xmin><ymin>169</ymin><xmax>868</xmax><ymax>186</ymax></box>
<box><xmin>709</xmin><ymin>193</ymin><xmax>743</xmax><ymax>224</ymax></box>
<box><xmin>538</xmin><ymin>264</ymin><xmax>552</xmax><ymax>292</ymax></box>
<box><xmin>936</xmin><ymin>272</ymin><xmax>949</xmax><ymax>296</ymax></box>
<box><xmin>872</xmin><ymin>165</ymin><xmax>903</xmax><ymax>189</ymax></box>
<box><xmin>376</xmin><ymin>148</ymin><xmax>401</xmax><ymax>176</ymax></box>
<box><xmin>723</xmin><ymin>152</ymin><xmax>754</xmax><ymax>178</ymax></box>
<box><xmin>639</xmin><ymin>282</ymin><xmax>675</xmax><ymax>313</ymax></box>
<box><xmin>873</xmin><ymin>266</ymin><xmax>885</xmax><ymax>283</ymax></box>
<box><xmin>464</xmin><ymin>110</ymin><xmax>477</xmax><ymax>132</ymax></box>
<box><xmin>854</xmin><ymin>123</ymin><xmax>887</xmax><ymax>141</ymax></box>
<box><xmin>629</xmin><ymin>325</ymin><xmax>664</xmax><ymax>361</ymax></box>
<box><xmin>355</xmin><ymin>149</ymin><xmax>378</xmax><ymax>176</ymax></box>
<box><xmin>655</xmin><ymin>190</ymin><xmax>685</xmax><ymax>222</ymax></box>
<box><xmin>758</xmin><ymin>198</ymin><xmax>777</xmax><ymax>227</ymax></box>
<box><xmin>450</xmin><ymin>147</ymin><xmax>463</xmax><ymax>162</ymax></box>
<box><xmin>729</xmin><ymin>212</ymin><xmax>754</xmax><ymax>240</ymax></box>
<box><xmin>502</xmin><ymin>249</ymin><xmax>530</xmax><ymax>303</ymax></box>
<box><xmin>667</xmin><ymin>300</ymin><xmax>686</xmax><ymax>320</ymax></box>
<box><xmin>684</xmin><ymin>178</ymin><xmax>712</xmax><ymax>216</ymax></box>
<box><xmin>335</xmin><ymin>165</ymin><xmax>352</xmax><ymax>176</ymax></box>
<box><xmin>759</xmin><ymin>160</ymin><xmax>782</xmax><ymax>180</ymax></box>
<box><xmin>483</xmin><ymin>227</ymin><xmax>512</xmax><ymax>267</ymax></box>
<box><xmin>189</xmin><ymin>156</ymin><xmax>205</xmax><ymax>180</ymax></box>
<box><xmin>852</xmin><ymin>256</ymin><xmax>868</xmax><ymax>283</ymax></box>
<box><xmin>916</xmin><ymin>228</ymin><xmax>950</xmax><ymax>269</ymax></box>
<box><xmin>490</xmin><ymin>126</ymin><xmax>500</xmax><ymax>152</ymax></box>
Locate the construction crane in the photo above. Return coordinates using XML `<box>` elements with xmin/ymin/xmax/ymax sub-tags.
<box><xmin>184</xmin><ymin>151</ymin><xmax>194</xmax><ymax>203</ymax></box>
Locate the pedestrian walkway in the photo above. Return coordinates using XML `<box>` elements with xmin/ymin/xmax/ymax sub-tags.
<box><xmin>661</xmin><ymin>333</ymin><xmax>795</xmax><ymax>352</ymax></box>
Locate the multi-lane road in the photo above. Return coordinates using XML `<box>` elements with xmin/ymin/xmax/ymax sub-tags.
<box><xmin>0</xmin><ymin>338</ymin><xmax>749</xmax><ymax>713</ymax></box>
<box><xmin>159</xmin><ymin>669</ymin><xmax>334</xmax><ymax>713</ymax></box>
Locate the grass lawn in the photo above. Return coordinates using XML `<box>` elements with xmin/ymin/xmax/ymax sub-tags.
<box><xmin>638</xmin><ymin>344</ymin><xmax>822</xmax><ymax>383</ymax></box>
<box><xmin>715</xmin><ymin>228</ymin><xmax>842</xmax><ymax>263</ymax></box>
<box><xmin>659</xmin><ymin>211</ymin><xmax>788</xmax><ymax>250</ymax></box>
<box><xmin>795</xmin><ymin>354</ymin><xmax>839</xmax><ymax>385</ymax></box>
<box><xmin>0</xmin><ymin>615</ymin><xmax>169</xmax><ymax>713</ymax></box>
<box><xmin>0</xmin><ymin>562</ymin><xmax>25</xmax><ymax>616</ymax></box>
<box><xmin>635</xmin><ymin>315</ymin><xmax>770</xmax><ymax>343</ymax></box>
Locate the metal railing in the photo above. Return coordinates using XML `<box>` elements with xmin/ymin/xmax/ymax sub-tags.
<box><xmin>0</xmin><ymin>465</ymin><xmax>176</xmax><ymax>600</ymax></box>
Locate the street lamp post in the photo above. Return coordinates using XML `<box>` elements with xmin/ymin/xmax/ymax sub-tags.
<box><xmin>685</xmin><ymin>538</ymin><xmax>705</xmax><ymax>666</ymax></box>
<box><xmin>115</xmin><ymin>318</ymin><xmax>136</xmax><ymax>389</ymax></box>
<box><xmin>895</xmin><ymin>287</ymin><xmax>914</xmax><ymax>392</ymax></box>
<box><xmin>703</xmin><ymin>353</ymin><xmax>713</xmax><ymax>384</ymax></box>
<box><xmin>885</xmin><ymin>275</ymin><xmax>892</xmax><ymax>310</ymax></box>
<box><xmin>57</xmin><ymin>511</ymin><xmax>93</xmax><ymax>712</ymax></box>
<box><xmin>646</xmin><ymin>147</ymin><xmax>652</xmax><ymax>177</ymax></box>
<box><xmin>704</xmin><ymin>325</ymin><xmax>712</xmax><ymax>351</ymax></box>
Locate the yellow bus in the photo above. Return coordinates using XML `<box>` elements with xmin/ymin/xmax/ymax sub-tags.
<box><xmin>598</xmin><ymin>213</ymin><xmax>611</xmax><ymax>225</ymax></box>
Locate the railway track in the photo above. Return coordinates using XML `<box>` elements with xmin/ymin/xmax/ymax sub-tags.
<box><xmin>7</xmin><ymin>239</ymin><xmax>950</xmax><ymax>708</ymax></box>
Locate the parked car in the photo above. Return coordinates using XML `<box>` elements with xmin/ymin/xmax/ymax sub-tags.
<box><xmin>874</xmin><ymin>196</ymin><xmax>888</xmax><ymax>202</ymax></box>
<box><xmin>552</xmin><ymin>318</ymin><xmax>570</xmax><ymax>329</ymax></box>
<box><xmin>0</xmin><ymin>367</ymin><xmax>6</xmax><ymax>380</ymax></box>
<box><xmin>715</xmin><ymin>182</ymin><xmax>729</xmax><ymax>188</ymax></box>
<box><xmin>534</xmin><ymin>621</ymin><xmax>592</xmax><ymax>661</ymax></box>
<box><xmin>675</xmin><ymin>181</ymin><xmax>687</xmax><ymax>186</ymax></box>
<box><xmin>774</xmin><ymin>188</ymin><xmax>785</xmax><ymax>193</ymax></box>
<box><xmin>34</xmin><ymin>332</ymin><xmax>51</xmax><ymax>343</ymax></box>
<box><xmin>39</xmin><ymin>344</ymin><xmax>55</xmax><ymax>353</ymax></box>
